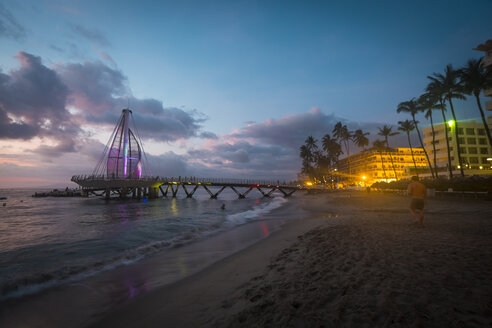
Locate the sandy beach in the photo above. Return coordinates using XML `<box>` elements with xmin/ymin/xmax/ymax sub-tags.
<box><xmin>93</xmin><ymin>192</ymin><xmax>492</xmax><ymax>327</ymax></box>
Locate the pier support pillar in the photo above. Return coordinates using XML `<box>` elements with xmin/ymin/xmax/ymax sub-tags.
<box><xmin>137</xmin><ymin>188</ymin><xmax>142</xmax><ymax>199</ymax></box>
<box><xmin>105</xmin><ymin>188</ymin><xmax>111</xmax><ymax>200</ymax></box>
<box><xmin>120</xmin><ymin>187</ymin><xmax>128</xmax><ymax>199</ymax></box>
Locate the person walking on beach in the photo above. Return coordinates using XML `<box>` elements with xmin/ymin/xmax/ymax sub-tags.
<box><xmin>407</xmin><ymin>176</ymin><xmax>426</xmax><ymax>227</ymax></box>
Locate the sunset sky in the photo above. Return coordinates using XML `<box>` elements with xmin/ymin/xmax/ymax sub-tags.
<box><xmin>1</xmin><ymin>0</ymin><xmax>491</xmax><ymax>187</ymax></box>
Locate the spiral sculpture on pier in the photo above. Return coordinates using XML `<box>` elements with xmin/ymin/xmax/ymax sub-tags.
<box><xmin>92</xmin><ymin>109</ymin><xmax>151</xmax><ymax>179</ymax></box>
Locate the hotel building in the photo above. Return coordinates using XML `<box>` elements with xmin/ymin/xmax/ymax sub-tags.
<box><xmin>337</xmin><ymin>147</ymin><xmax>428</xmax><ymax>185</ymax></box>
<box><xmin>422</xmin><ymin>120</ymin><xmax>492</xmax><ymax>176</ymax></box>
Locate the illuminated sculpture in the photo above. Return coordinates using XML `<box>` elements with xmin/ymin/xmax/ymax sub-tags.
<box><xmin>92</xmin><ymin>109</ymin><xmax>149</xmax><ymax>179</ymax></box>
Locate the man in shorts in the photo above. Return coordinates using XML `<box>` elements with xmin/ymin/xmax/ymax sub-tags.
<box><xmin>407</xmin><ymin>176</ymin><xmax>426</xmax><ymax>227</ymax></box>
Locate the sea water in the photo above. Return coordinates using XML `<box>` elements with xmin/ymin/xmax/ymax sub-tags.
<box><xmin>0</xmin><ymin>187</ymin><xmax>290</xmax><ymax>301</ymax></box>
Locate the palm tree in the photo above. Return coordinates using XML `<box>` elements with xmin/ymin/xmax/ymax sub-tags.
<box><xmin>377</xmin><ymin>125</ymin><xmax>399</xmax><ymax>180</ymax></box>
<box><xmin>372</xmin><ymin>139</ymin><xmax>388</xmax><ymax>181</ymax></box>
<box><xmin>459</xmin><ymin>58</ymin><xmax>492</xmax><ymax>147</ymax></box>
<box><xmin>398</xmin><ymin>120</ymin><xmax>419</xmax><ymax>178</ymax></box>
<box><xmin>299</xmin><ymin>145</ymin><xmax>311</xmax><ymax>174</ymax></box>
<box><xmin>397</xmin><ymin>99</ymin><xmax>435</xmax><ymax>178</ymax></box>
<box><xmin>300</xmin><ymin>136</ymin><xmax>318</xmax><ymax>177</ymax></box>
<box><xmin>305</xmin><ymin>136</ymin><xmax>318</xmax><ymax>153</ymax></box>
<box><xmin>426</xmin><ymin>80</ymin><xmax>453</xmax><ymax>178</ymax></box>
<box><xmin>353</xmin><ymin>129</ymin><xmax>370</xmax><ymax>178</ymax></box>
<box><xmin>428</xmin><ymin>64</ymin><xmax>465</xmax><ymax>177</ymax></box>
<box><xmin>419</xmin><ymin>94</ymin><xmax>442</xmax><ymax>177</ymax></box>
<box><xmin>333</xmin><ymin>122</ymin><xmax>353</xmax><ymax>178</ymax></box>
<box><xmin>322</xmin><ymin>134</ymin><xmax>342</xmax><ymax>167</ymax></box>
<box><xmin>353</xmin><ymin>129</ymin><xmax>370</xmax><ymax>149</ymax></box>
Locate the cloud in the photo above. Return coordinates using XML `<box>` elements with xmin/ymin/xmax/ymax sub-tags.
<box><xmin>60</xmin><ymin>60</ymin><xmax>127</xmax><ymax>113</ymax></box>
<box><xmin>0</xmin><ymin>52</ymin><xmax>82</xmax><ymax>157</ymax></box>
<box><xmin>0</xmin><ymin>4</ymin><xmax>26</xmax><ymax>40</ymax></box>
<box><xmin>67</xmin><ymin>23</ymin><xmax>111</xmax><ymax>47</ymax></box>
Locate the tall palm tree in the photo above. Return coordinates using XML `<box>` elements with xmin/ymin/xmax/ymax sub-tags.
<box><xmin>419</xmin><ymin>94</ymin><xmax>442</xmax><ymax>177</ymax></box>
<box><xmin>353</xmin><ymin>129</ymin><xmax>370</xmax><ymax>149</ymax></box>
<box><xmin>353</xmin><ymin>129</ymin><xmax>370</xmax><ymax>178</ymax></box>
<box><xmin>333</xmin><ymin>122</ymin><xmax>353</xmax><ymax>178</ymax></box>
<box><xmin>397</xmin><ymin>99</ymin><xmax>435</xmax><ymax>178</ymax></box>
<box><xmin>299</xmin><ymin>145</ymin><xmax>311</xmax><ymax>174</ymax></box>
<box><xmin>398</xmin><ymin>120</ymin><xmax>419</xmax><ymax>178</ymax></box>
<box><xmin>426</xmin><ymin>80</ymin><xmax>453</xmax><ymax>178</ymax></box>
<box><xmin>459</xmin><ymin>58</ymin><xmax>492</xmax><ymax>147</ymax></box>
<box><xmin>372</xmin><ymin>139</ymin><xmax>388</xmax><ymax>181</ymax></box>
<box><xmin>377</xmin><ymin>125</ymin><xmax>399</xmax><ymax>180</ymax></box>
<box><xmin>322</xmin><ymin>134</ymin><xmax>342</xmax><ymax>167</ymax></box>
<box><xmin>428</xmin><ymin>64</ymin><xmax>465</xmax><ymax>177</ymax></box>
<box><xmin>305</xmin><ymin>136</ymin><xmax>318</xmax><ymax>153</ymax></box>
<box><xmin>300</xmin><ymin>136</ymin><xmax>318</xmax><ymax>177</ymax></box>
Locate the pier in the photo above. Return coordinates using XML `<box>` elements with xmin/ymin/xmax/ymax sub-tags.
<box><xmin>71</xmin><ymin>109</ymin><xmax>309</xmax><ymax>200</ymax></box>
<box><xmin>71</xmin><ymin>175</ymin><xmax>301</xmax><ymax>199</ymax></box>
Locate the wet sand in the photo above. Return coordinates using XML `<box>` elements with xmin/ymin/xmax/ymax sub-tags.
<box><xmin>94</xmin><ymin>192</ymin><xmax>492</xmax><ymax>327</ymax></box>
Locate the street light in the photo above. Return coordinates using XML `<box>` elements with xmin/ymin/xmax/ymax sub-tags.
<box><xmin>447</xmin><ymin>120</ymin><xmax>455</xmax><ymax>128</ymax></box>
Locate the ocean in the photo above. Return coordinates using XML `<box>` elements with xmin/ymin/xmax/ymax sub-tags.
<box><xmin>0</xmin><ymin>187</ymin><xmax>293</xmax><ymax>303</ymax></box>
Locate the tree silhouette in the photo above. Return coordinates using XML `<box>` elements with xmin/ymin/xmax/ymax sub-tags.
<box><xmin>372</xmin><ymin>139</ymin><xmax>388</xmax><ymax>181</ymax></box>
<box><xmin>333</xmin><ymin>122</ymin><xmax>353</xmax><ymax>179</ymax></box>
<box><xmin>419</xmin><ymin>93</ymin><xmax>443</xmax><ymax>177</ymax></box>
<box><xmin>377</xmin><ymin>125</ymin><xmax>399</xmax><ymax>180</ymax></box>
<box><xmin>398</xmin><ymin>120</ymin><xmax>419</xmax><ymax>178</ymax></box>
<box><xmin>459</xmin><ymin>58</ymin><xmax>492</xmax><ymax>147</ymax></box>
<box><xmin>397</xmin><ymin>98</ymin><xmax>435</xmax><ymax>178</ymax></box>
<box><xmin>428</xmin><ymin>64</ymin><xmax>465</xmax><ymax>177</ymax></box>
<box><xmin>426</xmin><ymin>79</ymin><xmax>454</xmax><ymax>178</ymax></box>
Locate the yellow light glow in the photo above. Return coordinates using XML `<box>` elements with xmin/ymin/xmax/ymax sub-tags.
<box><xmin>457</xmin><ymin>165</ymin><xmax>461</xmax><ymax>169</ymax></box>
<box><xmin>362</xmin><ymin>176</ymin><xmax>366</xmax><ymax>180</ymax></box>
<box><xmin>447</xmin><ymin>120</ymin><xmax>454</xmax><ymax>127</ymax></box>
<box><xmin>305</xmin><ymin>181</ymin><xmax>313</xmax><ymax>186</ymax></box>
<box><xmin>487</xmin><ymin>158</ymin><xmax>492</xmax><ymax>161</ymax></box>
<box><xmin>479</xmin><ymin>166</ymin><xmax>483</xmax><ymax>169</ymax></box>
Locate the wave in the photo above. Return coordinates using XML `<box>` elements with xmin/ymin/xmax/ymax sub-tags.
<box><xmin>0</xmin><ymin>197</ymin><xmax>289</xmax><ymax>301</ymax></box>
<box><xmin>226</xmin><ymin>196</ymin><xmax>288</xmax><ymax>225</ymax></box>
<box><xmin>0</xmin><ymin>223</ymin><xmax>222</xmax><ymax>300</ymax></box>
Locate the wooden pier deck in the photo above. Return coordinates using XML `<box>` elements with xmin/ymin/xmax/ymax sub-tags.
<box><xmin>71</xmin><ymin>176</ymin><xmax>308</xmax><ymax>200</ymax></box>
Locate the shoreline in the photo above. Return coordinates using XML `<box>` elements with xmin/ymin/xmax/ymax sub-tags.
<box><xmin>0</xmin><ymin>195</ymin><xmax>308</xmax><ymax>328</ymax></box>
<box><xmin>91</xmin><ymin>194</ymin><xmax>333</xmax><ymax>327</ymax></box>
<box><xmin>94</xmin><ymin>192</ymin><xmax>492</xmax><ymax>327</ymax></box>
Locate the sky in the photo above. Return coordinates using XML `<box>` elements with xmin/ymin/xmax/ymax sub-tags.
<box><xmin>0</xmin><ymin>0</ymin><xmax>491</xmax><ymax>187</ymax></box>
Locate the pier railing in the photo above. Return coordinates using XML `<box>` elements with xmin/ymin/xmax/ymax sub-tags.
<box><xmin>70</xmin><ymin>174</ymin><xmax>306</xmax><ymax>199</ymax></box>
<box><xmin>71</xmin><ymin>175</ymin><xmax>299</xmax><ymax>187</ymax></box>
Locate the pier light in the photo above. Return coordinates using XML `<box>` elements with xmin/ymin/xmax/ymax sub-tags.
<box><xmin>447</xmin><ymin>120</ymin><xmax>454</xmax><ymax>128</ymax></box>
<box><xmin>487</xmin><ymin>158</ymin><xmax>492</xmax><ymax>161</ymax></box>
<box><xmin>362</xmin><ymin>176</ymin><xmax>366</xmax><ymax>180</ymax></box>
<box><xmin>479</xmin><ymin>166</ymin><xmax>483</xmax><ymax>170</ymax></box>
<box><xmin>457</xmin><ymin>165</ymin><xmax>461</xmax><ymax>169</ymax></box>
<box><xmin>305</xmin><ymin>181</ymin><xmax>313</xmax><ymax>186</ymax></box>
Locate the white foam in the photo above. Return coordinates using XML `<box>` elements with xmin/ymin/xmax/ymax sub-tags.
<box><xmin>226</xmin><ymin>197</ymin><xmax>288</xmax><ymax>225</ymax></box>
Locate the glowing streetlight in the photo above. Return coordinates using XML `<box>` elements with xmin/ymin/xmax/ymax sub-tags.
<box><xmin>447</xmin><ymin>120</ymin><xmax>454</xmax><ymax>128</ymax></box>
<box><xmin>362</xmin><ymin>176</ymin><xmax>366</xmax><ymax>180</ymax></box>
<box><xmin>457</xmin><ymin>165</ymin><xmax>461</xmax><ymax>169</ymax></box>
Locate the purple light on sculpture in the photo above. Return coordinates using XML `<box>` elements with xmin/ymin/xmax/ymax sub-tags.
<box><xmin>93</xmin><ymin>108</ymin><xmax>148</xmax><ymax>179</ymax></box>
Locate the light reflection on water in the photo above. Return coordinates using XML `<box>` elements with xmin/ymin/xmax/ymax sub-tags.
<box><xmin>0</xmin><ymin>188</ymin><xmax>289</xmax><ymax>300</ymax></box>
